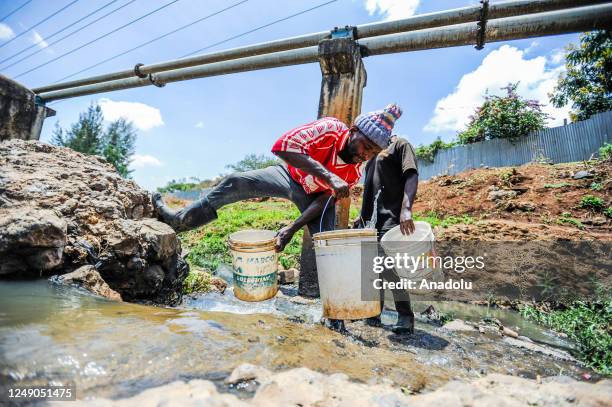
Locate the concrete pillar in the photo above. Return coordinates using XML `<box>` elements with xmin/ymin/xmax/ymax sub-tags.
<box><xmin>0</xmin><ymin>75</ymin><xmax>55</xmax><ymax>142</ymax></box>
<box><xmin>299</xmin><ymin>33</ymin><xmax>367</xmax><ymax>297</ymax></box>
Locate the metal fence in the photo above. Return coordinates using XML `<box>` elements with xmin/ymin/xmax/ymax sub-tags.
<box><xmin>417</xmin><ymin>110</ymin><xmax>612</xmax><ymax>180</ymax></box>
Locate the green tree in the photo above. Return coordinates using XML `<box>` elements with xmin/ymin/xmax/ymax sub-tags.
<box><xmin>225</xmin><ymin>153</ymin><xmax>280</xmax><ymax>172</ymax></box>
<box><xmin>52</xmin><ymin>103</ymin><xmax>104</xmax><ymax>155</ymax></box>
<box><xmin>101</xmin><ymin>118</ymin><xmax>136</xmax><ymax>177</ymax></box>
<box><xmin>52</xmin><ymin>103</ymin><xmax>137</xmax><ymax>177</ymax></box>
<box><xmin>458</xmin><ymin>83</ymin><xmax>549</xmax><ymax>144</ymax></box>
<box><xmin>550</xmin><ymin>30</ymin><xmax>612</xmax><ymax>122</ymax></box>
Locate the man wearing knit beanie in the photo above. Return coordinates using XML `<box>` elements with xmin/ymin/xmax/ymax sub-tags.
<box><xmin>153</xmin><ymin>104</ymin><xmax>401</xmax><ymax>297</ymax></box>
<box><xmin>353</xmin><ymin>103</ymin><xmax>419</xmax><ymax>334</ymax></box>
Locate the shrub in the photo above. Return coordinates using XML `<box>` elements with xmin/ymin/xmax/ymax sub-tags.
<box><xmin>458</xmin><ymin>83</ymin><xmax>549</xmax><ymax>144</ymax></box>
<box><xmin>521</xmin><ymin>300</ymin><xmax>612</xmax><ymax>375</ymax></box>
<box><xmin>599</xmin><ymin>143</ymin><xmax>612</xmax><ymax>161</ymax></box>
<box><xmin>580</xmin><ymin>195</ymin><xmax>605</xmax><ymax>211</ymax></box>
<box><xmin>415</xmin><ymin>138</ymin><xmax>456</xmax><ymax>162</ymax></box>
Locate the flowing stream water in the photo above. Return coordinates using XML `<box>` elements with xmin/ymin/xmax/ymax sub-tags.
<box><xmin>0</xmin><ymin>279</ymin><xmax>589</xmax><ymax>401</ymax></box>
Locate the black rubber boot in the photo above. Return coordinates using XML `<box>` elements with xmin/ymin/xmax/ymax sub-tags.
<box><xmin>324</xmin><ymin>318</ymin><xmax>346</xmax><ymax>333</ymax></box>
<box><xmin>364</xmin><ymin>316</ymin><xmax>382</xmax><ymax>328</ymax></box>
<box><xmin>391</xmin><ymin>314</ymin><xmax>414</xmax><ymax>335</ymax></box>
<box><xmin>152</xmin><ymin>193</ymin><xmax>218</xmax><ymax>232</ymax></box>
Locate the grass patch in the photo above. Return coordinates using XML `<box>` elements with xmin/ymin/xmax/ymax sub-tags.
<box><xmin>556</xmin><ymin>212</ymin><xmax>584</xmax><ymax>229</ymax></box>
<box><xmin>544</xmin><ymin>182</ymin><xmax>571</xmax><ymax>189</ymax></box>
<box><xmin>179</xmin><ymin>199</ymin><xmax>361</xmax><ymax>271</ymax></box>
<box><xmin>521</xmin><ymin>300</ymin><xmax>611</xmax><ymax>375</ymax></box>
<box><xmin>414</xmin><ymin>211</ymin><xmax>474</xmax><ymax>228</ymax></box>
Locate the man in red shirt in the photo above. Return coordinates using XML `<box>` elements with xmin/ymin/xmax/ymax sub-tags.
<box><xmin>153</xmin><ymin>104</ymin><xmax>403</xmax><ymax>296</ymax></box>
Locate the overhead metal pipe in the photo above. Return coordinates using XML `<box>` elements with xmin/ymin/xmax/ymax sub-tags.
<box><xmin>360</xmin><ymin>2</ymin><xmax>612</xmax><ymax>56</ymax></box>
<box><xmin>37</xmin><ymin>3</ymin><xmax>612</xmax><ymax>102</ymax></box>
<box><xmin>31</xmin><ymin>0</ymin><xmax>607</xmax><ymax>94</ymax></box>
<box><xmin>38</xmin><ymin>47</ymin><xmax>320</xmax><ymax>101</ymax></box>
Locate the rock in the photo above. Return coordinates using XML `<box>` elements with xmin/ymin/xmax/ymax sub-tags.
<box><xmin>500</xmin><ymin>326</ymin><xmax>519</xmax><ymax>338</ymax></box>
<box><xmin>252</xmin><ymin>367</ymin><xmax>410</xmax><ymax>407</ymax></box>
<box><xmin>410</xmin><ymin>373</ymin><xmax>612</xmax><ymax>407</ymax></box>
<box><xmin>572</xmin><ymin>170</ymin><xmax>594</xmax><ymax>179</ymax></box>
<box><xmin>53</xmin><ymin>367</ymin><xmax>612</xmax><ymax>407</ymax></box>
<box><xmin>0</xmin><ymin>140</ymin><xmax>188</xmax><ymax>305</ymax></box>
<box><xmin>581</xmin><ymin>217</ymin><xmax>607</xmax><ymax>226</ymax></box>
<box><xmin>210</xmin><ymin>276</ymin><xmax>227</xmax><ymax>293</ymax></box>
<box><xmin>52</xmin><ymin>265</ymin><xmax>121</xmax><ymax>301</ymax></box>
<box><xmin>225</xmin><ymin>363</ymin><xmax>272</xmax><ymax>385</ymax></box>
<box><xmin>487</xmin><ymin>189</ymin><xmax>518</xmax><ymax>201</ymax></box>
<box><xmin>503</xmin><ymin>336</ymin><xmax>576</xmax><ymax>362</ymax></box>
<box><xmin>278</xmin><ymin>268</ymin><xmax>299</xmax><ymax>285</ymax></box>
<box><xmin>441</xmin><ymin>319</ymin><xmax>474</xmax><ymax>332</ymax></box>
<box><xmin>57</xmin><ymin>380</ymin><xmax>250</xmax><ymax>407</ymax></box>
<box><xmin>0</xmin><ymin>207</ymin><xmax>67</xmax><ymax>275</ymax></box>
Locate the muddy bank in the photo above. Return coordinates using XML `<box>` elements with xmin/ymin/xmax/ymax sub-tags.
<box><xmin>0</xmin><ymin>139</ymin><xmax>188</xmax><ymax>304</ymax></box>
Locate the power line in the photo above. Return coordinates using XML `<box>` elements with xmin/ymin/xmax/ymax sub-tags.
<box><xmin>1</xmin><ymin>0</ymin><xmax>137</xmax><ymax>72</ymax></box>
<box><xmin>0</xmin><ymin>0</ymin><xmax>122</xmax><ymax>66</ymax></box>
<box><xmin>0</xmin><ymin>0</ymin><xmax>33</xmax><ymax>23</ymax></box>
<box><xmin>51</xmin><ymin>0</ymin><xmax>338</xmax><ymax>85</ymax></box>
<box><xmin>0</xmin><ymin>0</ymin><xmax>81</xmax><ymax>49</ymax></box>
<box><xmin>180</xmin><ymin>0</ymin><xmax>338</xmax><ymax>58</ymax></box>
<box><xmin>53</xmin><ymin>0</ymin><xmax>250</xmax><ymax>83</ymax></box>
<box><xmin>13</xmin><ymin>0</ymin><xmax>181</xmax><ymax>80</ymax></box>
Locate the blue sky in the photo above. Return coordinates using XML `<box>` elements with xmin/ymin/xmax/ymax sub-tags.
<box><xmin>0</xmin><ymin>0</ymin><xmax>579</xmax><ymax>190</ymax></box>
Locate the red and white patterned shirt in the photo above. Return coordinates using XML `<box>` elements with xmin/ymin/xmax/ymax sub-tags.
<box><xmin>271</xmin><ymin>117</ymin><xmax>363</xmax><ymax>194</ymax></box>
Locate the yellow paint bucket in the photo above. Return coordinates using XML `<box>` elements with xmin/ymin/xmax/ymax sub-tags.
<box><xmin>228</xmin><ymin>229</ymin><xmax>279</xmax><ymax>302</ymax></box>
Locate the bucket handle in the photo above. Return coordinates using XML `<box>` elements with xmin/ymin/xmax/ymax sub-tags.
<box><xmin>319</xmin><ymin>195</ymin><xmax>335</xmax><ymax>234</ymax></box>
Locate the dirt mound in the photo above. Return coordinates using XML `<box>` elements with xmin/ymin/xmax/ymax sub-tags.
<box><xmin>436</xmin><ymin>219</ymin><xmax>611</xmax><ymax>241</ymax></box>
<box><xmin>414</xmin><ymin>160</ymin><xmax>611</xmax><ymax>239</ymax></box>
<box><xmin>0</xmin><ymin>140</ymin><xmax>188</xmax><ymax>304</ymax></box>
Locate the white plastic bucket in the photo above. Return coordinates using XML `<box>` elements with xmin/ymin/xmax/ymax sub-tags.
<box><xmin>380</xmin><ymin>221</ymin><xmax>436</xmax><ymax>281</ymax></box>
<box><xmin>228</xmin><ymin>229</ymin><xmax>278</xmax><ymax>302</ymax></box>
<box><xmin>313</xmin><ymin>228</ymin><xmax>381</xmax><ymax>320</ymax></box>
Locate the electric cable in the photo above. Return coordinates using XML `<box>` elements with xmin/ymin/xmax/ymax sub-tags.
<box><xmin>1</xmin><ymin>0</ymin><xmax>137</xmax><ymax>72</ymax></box>
<box><xmin>0</xmin><ymin>0</ymin><xmax>33</xmax><ymax>23</ymax></box>
<box><xmin>0</xmin><ymin>0</ymin><xmax>121</xmax><ymax>66</ymax></box>
<box><xmin>53</xmin><ymin>0</ymin><xmax>249</xmax><ymax>83</ymax></box>
<box><xmin>0</xmin><ymin>0</ymin><xmax>81</xmax><ymax>49</ymax></box>
<box><xmin>13</xmin><ymin>0</ymin><xmax>181</xmax><ymax>79</ymax></box>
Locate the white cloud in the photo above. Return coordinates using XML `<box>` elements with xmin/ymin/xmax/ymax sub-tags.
<box><xmin>194</xmin><ymin>121</ymin><xmax>204</xmax><ymax>128</ymax></box>
<box><xmin>424</xmin><ymin>45</ymin><xmax>570</xmax><ymax>134</ymax></box>
<box><xmin>130</xmin><ymin>154</ymin><xmax>163</xmax><ymax>168</ymax></box>
<box><xmin>0</xmin><ymin>23</ymin><xmax>15</xmax><ymax>40</ymax></box>
<box><xmin>364</xmin><ymin>0</ymin><xmax>419</xmax><ymax>21</ymax></box>
<box><xmin>524</xmin><ymin>41</ymin><xmax>539</xmax><ymax>54</ymax></box>
<box><xmin>98</xmin><ymin>98</ymin><xmax>164</xmax><ymax>131</ymax></box>
<box><xmin>548</xmin><ymin>48</ymin><xmax>566</xmax><ymax>66</ymax></box>
<box><xmin>31</xmin><ymin>30</ymin><xmax>50</xmax><ymax>50</ymax></box>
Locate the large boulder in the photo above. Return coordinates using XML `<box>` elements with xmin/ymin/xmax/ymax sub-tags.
<box><xmin>0</xmin><ymin>140</ymin><xmax>188</xmax><ymax>304</ymax></box>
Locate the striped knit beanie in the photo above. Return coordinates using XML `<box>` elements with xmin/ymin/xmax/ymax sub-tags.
<box><xmin>354</xmin><ymin>103</ymin><xmax>402</xmax><ymax>149</ymax></box>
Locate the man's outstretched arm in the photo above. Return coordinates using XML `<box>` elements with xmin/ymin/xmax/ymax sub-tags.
<box><xmin>273</xmin><ymin>151</ymin><xmax>350</xmax><ymax>199</ymax></box>
<box><xmin>275</xmin><ymin>193</ymin><xmax>332</xmax><ymax>252</ymax></box>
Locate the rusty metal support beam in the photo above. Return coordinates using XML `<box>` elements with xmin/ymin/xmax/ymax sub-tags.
<box><xmin>298</xmin><ymin>35</ymin><xmax>367</xmax><ymax>298</ymax></box>
<box><xmin>31</xmin><ymin>0</ymin><xmax>607</xmax><ymax>94</ymax></box>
